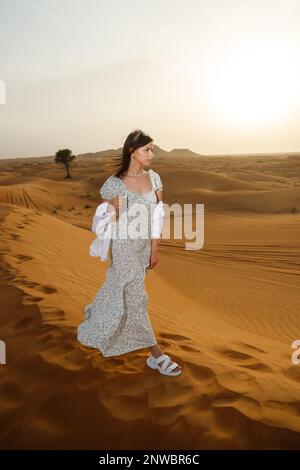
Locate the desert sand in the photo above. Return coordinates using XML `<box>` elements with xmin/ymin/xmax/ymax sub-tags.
<box><xmin>0</xmin><ymin>147</ymin><xmax>300</xmax><ymax>449</ymax></box>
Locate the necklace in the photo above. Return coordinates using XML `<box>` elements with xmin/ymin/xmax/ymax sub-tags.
<box><xmin>126</xmin><ymin>170</ymin><xmax>147</xmax><ymax>177</ymax></box>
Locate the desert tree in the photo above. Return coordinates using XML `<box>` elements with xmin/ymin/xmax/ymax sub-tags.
<box><xmin>55</xmin><ymin>148</ymin><xmax>75</xmax><ymax>179</ymax></box>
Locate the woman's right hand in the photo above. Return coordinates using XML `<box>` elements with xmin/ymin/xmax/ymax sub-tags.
<box><xmin>107</xmin><ymin>195</ymin><xmax>124</xmax><ymax>212</ymax></box>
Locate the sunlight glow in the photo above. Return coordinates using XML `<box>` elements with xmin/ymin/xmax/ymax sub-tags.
<box><xmin>209</xmin><ymin>46</ymin><xmax>297</xmax><ymax>128</ymax></box>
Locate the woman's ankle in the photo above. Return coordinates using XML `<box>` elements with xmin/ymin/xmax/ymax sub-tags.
<box><xmin>149</xmin><ymin>344</ymin><xmax>163</xmax><ymax>358</ymax></box>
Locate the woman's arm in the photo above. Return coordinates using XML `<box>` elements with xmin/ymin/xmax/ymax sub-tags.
<box><xmin>100</xmin><ymin>196</ymin><xmax>125</xmax><ymax>219</ymax></box>
<box><xmin>149</xmin><ymin>190</ymin><xmax>163</xmax><ymax>269</ymax></box>
<box><xmin>151</xmin><ymin>238</ymin><xmax>160</xmax><ymax>250</ymax></box>
<box><xmin>151</xmin><ymin>189</ymin><xmax>163</xmax><ymax>245</ymax></box>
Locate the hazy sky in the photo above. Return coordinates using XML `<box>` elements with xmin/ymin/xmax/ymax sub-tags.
<box><xmin>1</xmin><ymin>0</ymin><xmax>300</xmax><ymax>158</ymax></box>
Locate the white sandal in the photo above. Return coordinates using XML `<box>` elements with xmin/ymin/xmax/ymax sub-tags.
<box><xmin>146</xmin><ymin>353</ymin><xmax>182</xmax><ymax>376</ymax></box>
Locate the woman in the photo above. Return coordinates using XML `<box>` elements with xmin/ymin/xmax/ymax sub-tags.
<box><xmin>77</xmin><ymin>129</ymin><xmax>182</xmax><ymax>376</ymax></box>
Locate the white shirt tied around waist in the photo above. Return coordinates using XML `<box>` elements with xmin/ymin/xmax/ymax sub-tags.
<box><xmin>89</xmin><ymin>200</ymin><xmax>165</xmax><ymax>261</ymax></box>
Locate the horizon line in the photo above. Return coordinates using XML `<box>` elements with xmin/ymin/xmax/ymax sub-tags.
<box><xmin>1</xmin><ymin>147</ymin><xmax>300</xmax><ymax>162</ymax></box>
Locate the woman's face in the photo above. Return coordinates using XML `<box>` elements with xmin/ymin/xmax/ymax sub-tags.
<box><xmin>131</xmin><ymin>142</ymin><xmax>154</xmax><ymax>166</ymax></box>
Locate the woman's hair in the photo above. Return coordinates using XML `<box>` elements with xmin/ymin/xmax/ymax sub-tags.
<box><xmin>113</xmin><ymin>129</ymin><xmax>153</xmax><ymax>178</ymax></box>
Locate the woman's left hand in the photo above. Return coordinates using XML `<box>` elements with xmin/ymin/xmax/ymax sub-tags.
<box><xmin>148</xmin><ymin>249</ymin><xmax>159</xmax><ymax>270</ymax></box>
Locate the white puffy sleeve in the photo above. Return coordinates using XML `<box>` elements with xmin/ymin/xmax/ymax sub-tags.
<box><xmin>151</xmin><ymin>201</ymin><xmax>165</xmax><ymax>238</ymax></box>
<box><xmin>152</xmin><ymin>171</ymin><xmax>163</xmax><ymax>191</ymax></box>
<box><xmin>99</xmin><ymin>176</ymin><xmax>120</xmax><ymax>200</ymax></box>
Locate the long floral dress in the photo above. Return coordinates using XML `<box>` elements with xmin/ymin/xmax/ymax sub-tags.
<box><xmin>77</xmin><ymin>168</ymin><xmax>163</xmax><ymax>357</ymax></box>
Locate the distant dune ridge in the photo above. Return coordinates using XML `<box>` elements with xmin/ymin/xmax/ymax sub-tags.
<box><xmin>0</xmin><ymin>147</ymin><xmax>300</xmax><ymax>449</ymax></box>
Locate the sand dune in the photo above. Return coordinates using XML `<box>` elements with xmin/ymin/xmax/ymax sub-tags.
<box><xmin>0</xmin><ymin>150</ymin><xmax>300</xmax><ymax>449</ymax></box>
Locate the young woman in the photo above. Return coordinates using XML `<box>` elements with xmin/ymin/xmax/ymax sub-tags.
<box><xmin>77</xmin><ymin>129</ymin><xmax>182</xmax><ymax>376</ymax></box>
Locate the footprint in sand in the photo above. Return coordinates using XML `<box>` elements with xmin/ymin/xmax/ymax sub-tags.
<box><xmin>19</xmin><ymin>278</ymin><xmax>58</xmax><ymax>294</ymax></box>
<box><xmin>235</xmin><ymin>341</ymin><xmax>266</xmax><ymax>354</ymax></box>
<box><xmin>16</xmin><ymin>254</ymin><xmax>33</xmax><ymax>262</ymax></box>
<box><xmin>14</xmin><ymin>314</ymin><xmax>39</xmax><ymax>330</ymax></box>
<box><xmin>158</xmin><ymin>332</ymin><xmax>201</xmax><ymax>353</ymax></box>
<box><xmin>216</xmin><ymin>347</ymin><xmax>272</xmax><ymax>373</ymax></box>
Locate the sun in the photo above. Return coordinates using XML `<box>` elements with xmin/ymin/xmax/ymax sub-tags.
<box><xmin>209</xmin><ymin>46</ymin><xmax>296</xmax><ymax>128</ymax></box>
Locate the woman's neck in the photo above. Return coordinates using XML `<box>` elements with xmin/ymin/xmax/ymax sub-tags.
<box><xmin>125</xmin><ymin>162</ymin><xmax>146</xmax><ymax>176</ymax></box>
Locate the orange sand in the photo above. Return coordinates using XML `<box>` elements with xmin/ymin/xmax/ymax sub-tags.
<box><xmin>0</xmin><ymin>149</ymin><xmax>300</xmax><ymax>449</ymax></box>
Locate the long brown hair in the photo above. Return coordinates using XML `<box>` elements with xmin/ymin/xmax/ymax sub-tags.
<box><xmin>113</xmin><ymin>129</ymin><xmax>153</xmax><ymax>178</ymax></box>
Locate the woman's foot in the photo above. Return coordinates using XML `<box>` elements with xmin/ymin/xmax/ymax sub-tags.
<box><xmin>149</xmin><ymin>344</ymin><xmax>182</xmax><ymax>373</ymax></box>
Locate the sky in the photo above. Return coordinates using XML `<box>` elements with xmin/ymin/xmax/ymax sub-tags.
<box><xmin>1</xmin><ymin>0</ymin><xmax>300</xmax><ymax>158</ymax></box>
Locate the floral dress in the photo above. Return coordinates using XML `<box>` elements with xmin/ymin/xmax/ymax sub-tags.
<box><xmin>77</xmin><ymin>168</ymin><xmax>163</xmax><ymax>357</ymax></box>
